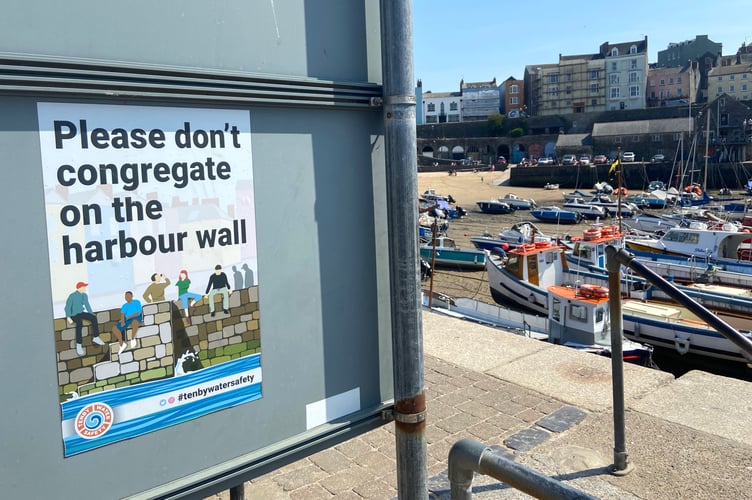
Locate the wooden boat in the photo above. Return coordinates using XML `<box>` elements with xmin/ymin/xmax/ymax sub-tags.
<box><xmin>531</xmin><ymin>206</ymin><xmax>582</xmax><ymax>224</ymax></box>
<box><xmin>420</xmin><ymin>236</ymin><xmax>486</xmax><ymax>269</ymax></box>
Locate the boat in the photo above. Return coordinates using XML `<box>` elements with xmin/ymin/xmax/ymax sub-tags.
<box><xmin>421</xmin><ymin>189</ymin><xmax>455</xmax><ymax>203</ymax></box>
<box><xmin>421</xmin><ymin>288</ymin><xmax>653</xmax><ymax>366</ymax></box>
<box><xmin>543</xmin><ymin>182</ymin><xmax>559</xmax><ymax>190</ymax></box>
<box><xmin>562</xmin><ymin>198</ymin><xmax>608</xmax><ymax>220</ymax></box>
<box><xmin>469</xmin><ymin>221</ymin><xmax>557</xmax><ymax>252</ymax></box>
<box><xmin>625</xmin><ymin>190</ymin><xmax>672</xmax><ymax>209</ymax></box>
<box><xmin>419</xmin><ymin>236</ymin><xmax>486</xmax><ymax>269</ymax></box>
<box><xmin>501</xmin><ymin>193</ymin><xmax>537</xmax><ymax>210</ymax></box>
<box><xmin>620</xmin><ymin>213</ymin><xmax>679</xmax><ymax>234</ymax></box>
<box><xmin>578</xmin><ymin>194</ymin><xmax>639</xmax><ymax>218</ymax></box>
<box><xmin>621</xmin><ymin>300</ymin><xmax>752</xmax><ymax>364</ymax></box>
<box><xmin>485</xmin><ymin>236</ymin><xmax>752</xmax><ymax>363</ymax></box>
<box><xmin>476</xmin><ymin>199</ymin><xmax>515</xmax><ymax>214</ymax></box>
<box><xmin>563</xmin><ymin>189</ymin><xmax>595</xmax><ymax>202</ymax></box>
<box><xmin>531</xmin><ymin>206</ymin><xmax>582</xmax><ymax>224</ymax></box>
<box><xmin>624</xmin><ymin>225</ymin><xmax>752</xmax><ymax>274</ymax></box>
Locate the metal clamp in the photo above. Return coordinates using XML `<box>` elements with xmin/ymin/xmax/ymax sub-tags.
<box><xmin>382</xmin><ymin>408</ymin><xmax>426</xmax><ymax>424</ymax></box>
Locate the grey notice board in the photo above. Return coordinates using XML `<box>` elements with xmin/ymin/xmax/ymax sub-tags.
<box><xmin>0</xmin><ymin>1</ymin><xmax>395</xmax><ymax>498</ymax></box>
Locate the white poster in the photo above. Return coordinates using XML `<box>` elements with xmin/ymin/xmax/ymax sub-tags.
<box><xmin>38</xmin><ymin>102</ymin><xmax>262</xmax><ymax>456</ymax></box>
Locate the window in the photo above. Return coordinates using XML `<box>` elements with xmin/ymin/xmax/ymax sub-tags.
<box><xmin>611</xmin><ymin>48</ymin><xmax>619</xmax><ymax>57</ymax></box>
<box><xmin>631</xmin><ymin>59</ymin><xmax>637</xmax><ymax>69</ymax></box>
<box><xmin>551</xmin><ymin>298</ymin><xmax>561</xmax><ymax>322</ymax></box>
<box><xmin>566</xmin><ymin>73</ymin><xmax>573</xmax><ymax>82</ymax></box>
<box><xmin>730</xmin><ymin>85</ymin><xmax>735</xmax><ymax>93</ymax></box>
<box><xmin>630</xmin><ymin>45</ymin><xmax>637</xmax><ymax>55</ymax></box>
<box><xmin>730</xmin><ymin>75</ymin><xmax>735</xmax><ymax>80</ymax></box>
<box><xmin>630</xmin><ymin>85</ymin><xmax>640</xmax><ymax>97</ymax></box>
<box><xmin>659</xmin><ymin>90</ymin><xmax>664</xmax><ymax>99</ymax></box>
<box><xmin>677</xmin><ymin>88</ymin><xmax>682</xmax><ymax>96</ymax></box>
<box><xmin>591</xmin><ymin>99</ymin><xmax>598</xmax><ymax>106</ymax></box>
<box><xmin>549</xmin><ymin>74</ymin><xmax>559</xmax><ymax>84</ymax></box>
<box><xmin>610</xmin><ymin>87</ymin><xmax>620</xmax><ymax>98</ymax></box>
<box><xmin>721</xmin><ymin>113</ymin><xmax>729</xmax><ymax>126</ymax></box>
<box><xmin>449</xmin><ymin>102</ymin><xmax>458</xmax><ymax>111</ymax></box>
<box><xmin>510</xmin><ymin>84</ymin><xmax>519</xmax><ymax>94</ymax></box>
<box><xmin>611</xmin><ymin>62</ymin><xmax>617</xmax><ymax>71</ymax></box>
<box><xmin>427</xmin><ymin>103</ymin><xmax>435</xmax><ymax>112</ymax></box>
<box><xmin>632</xmin><ymin>135</ymin><xmax>640</xmax><ymax>142</ymax></box>
<box><xmin>743</xmin><ymin>73</ymin><xmax>748</xmax><ymax>80</ymax></box>
<box><xmin>673</xmin><ymin>132</ymin><xmax>682</xmax><ymax>140</ymax></box>
<box><xmin>718</xmin><ymin>75</ymin><xmax>723</xmax><ymax>81</ymax></box>
<box><xmin>590</xmin><ymin>70</ymin><xmax>599</xmax><ymax>79</ymax></box>
<box><xmin>609</xmin><ymin>74</ymin><xmax>619</xmax><ymax>85</ymax></box>
<box><xmin>629</xmin><ymin>71</ymin><xmax>639</xmax><ymax>83</ymax></box>
<box><xmin>447</xmin><ymin>114</ymin><xmax>460</xmax><ymax>122</ymax></box>
<box><xmin>652</xmin><ymin>134</ymin><xmax>661</xmax><ymax>142</ymax></box>
<box><xmin>660</xmin><ymin>79</ymin><xmax>665</xmax><ymax>86</ymax></box>
<box><xmin>590</xmin><ymin>83</ymin><xmax>599</xmax><ymax>93</ymax></box>
<box><xmin>669</xmin><ymin>77</ymin><xmax>674</xmax><ymax>84</ymax></box>
<box><xmin>649</xmin><ymin>79</ymin><xmax>655</xmax><ymax>87</ymax></box>
<box><xmin>510</xmin><ymin>96</ymin><xmax>518</xmax><ymax>105</ymax></box>
<box><xmin>549</xmin><ymin>86</ymin><xmax>559</xmax><ymax>97</ymax></box>
<box><xmin>677</xmin><ymin>76</ymin><xmax>682</xmax><ymax>84</ymax></box>
<box><xmin>569</xmin><ymin>304</ymin><xmax>587</xmax><ymax>322</ymax></box>
<box><xmin>743</xmin><ymin>84</ymin><xmax>748</xmax><ymax>91</ymax></box>
<box><xmin>426</xmin><ymin>115</ymin><xmax>437</xmax><ymax>123</ymax></box>
<box><xmin>615</xmin><ymin>136</ymin><xmax>622</xmax><ymax>144</ymax></box>
<box><xmin>717</xmin><ymin>87</ymin><xmax>723</xmax><ymax>94</ymax></box>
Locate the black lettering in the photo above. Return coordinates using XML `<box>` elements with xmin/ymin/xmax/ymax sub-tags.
<box><xmin>53</xmin><ymin>120</ymin><xmax>77</xmax><ymax>149</ymax></box>
<box><xmin>57</xmin><ymin>164</ymin><xmax>76</xmax><ymax>186</ymax></box>
<box><xmin>175</xmin><ymin>122</ymin><xmax>191</xmax><ymax>148</ymax></box>
<box><xmin>90</xmin><ymin>128</ymin><xmax>110</xmax><ymax>148</ymax></box>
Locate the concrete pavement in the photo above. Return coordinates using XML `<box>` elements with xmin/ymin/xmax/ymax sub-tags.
<box><xmin>208</xmin><ymin>310</ymin><xmax>752</xmax><ymax>499</ymax></box>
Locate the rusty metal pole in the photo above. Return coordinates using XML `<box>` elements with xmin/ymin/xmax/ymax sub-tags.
<box><xmin>381</xmin><ymin>0</ymin><xmax>428</xmax><ymax>498</ymax></box>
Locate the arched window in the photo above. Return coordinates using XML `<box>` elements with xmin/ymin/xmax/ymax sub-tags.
<box><xmin>611</xmin><ymin>48</ymin><xmax>619</xmax><ymax>57</ymax></box>
<box><xmin>630</xmin><ymin>45</ymin><xmax>637</xmax><ymax>54</ymax></box>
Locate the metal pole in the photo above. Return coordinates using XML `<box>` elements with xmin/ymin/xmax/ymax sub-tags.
<box><xmin>380</xmin><ymin>1</ymin><xmax>428</xmax><ymax>498</ymax></box>
<box><xmin>605</xmin><ymin>245</ymin><xmax>632</xmax><ymax>475</ymax></box>
<box><xmin>229</xmin><ymin>484</ymin><xmax>245</xmax><ymax>500</ymax></box>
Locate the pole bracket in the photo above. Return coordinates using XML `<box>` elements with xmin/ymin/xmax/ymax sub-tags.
<box><xmin>381</xmin><ymin>408</ymin><xmax>427</xmax><ymax>424</ymax></box>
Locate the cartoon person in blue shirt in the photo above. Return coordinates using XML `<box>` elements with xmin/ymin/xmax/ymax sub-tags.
<box><xmin>111</xmin><ymin>291</ymin><xmax>143</xmax><ymax>355</ymax></box>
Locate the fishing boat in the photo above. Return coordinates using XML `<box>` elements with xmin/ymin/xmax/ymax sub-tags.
<box><xmin>419</xmin><ymin>236</ymin><xmax>486</xmax><ymax>270</ymax></box>
<box><xmin>469</xmin><ymin>221</ymin><xmax>557</xmax><ymax>252</ymax></box>
<box><xmin>501</xmin><ymin>193</ymin><xmax>537</xmax><ymax>210</ymax></box>
<box><xmin>562</xmin><ymin>189</ymin><xmax>595</xmax><ymax>202</ymax></box>
<box><xmin>476</xmin><ymin>199</ymin><xmax>515</xmax><ymax>214</ymax></box>
<box><xmin>485</xmin><ymin>240</ymin><xmax>752</xmax><ymax>363</ymax></box>
<box><xmin>531</xmin><ymin>206</ymin><xmax>582</xmax><ymax>224</ymax></box>
<box><xmin>421</xmin><ymin>288</ymin><xmax>653</xmax><ymax>366</ymax></box>
<box><xmin>620</xmin><ymin>213</ymin><xmax>679</xmax><ymax>234</ymax></box>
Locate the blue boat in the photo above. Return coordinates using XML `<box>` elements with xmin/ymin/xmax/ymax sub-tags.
<box><xmin>476</xmin><ymin>199</ymin><xmax>514</xmax><ymax>214</ymax></box>
<box><xmin>531</xmin><ymin>206</ymin><xmax>582</xmax><ymax>224</ymax></box>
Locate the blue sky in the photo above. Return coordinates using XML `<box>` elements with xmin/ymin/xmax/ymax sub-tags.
<box><xmin>414</xmin><ymin>0</ymin><xmax>752</xmax><ymax>92</ymax></box>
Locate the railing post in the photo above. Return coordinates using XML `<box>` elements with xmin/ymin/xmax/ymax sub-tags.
<box><xmin>605</xmin><ymin>245</ymin><xmax>634</xmax><ymax>475</ymax></box>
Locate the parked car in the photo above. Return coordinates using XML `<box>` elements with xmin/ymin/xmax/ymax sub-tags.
<box><xmin>592</xmin><ymin>154</ymin><xmax>608</xmax><ymax>165</ymax></box>
<box><xmin>621</xmin><ymin>151</ymin><xmax>636</xmax><ymax>162</ymax></box>
<box><xmin>561</xmin><ymin>154</ymin><xmax>578</xmax><ymax>166</ymax></box>
<box><xmin>495</xmin><ymin>155</ymin><xmax>508</xmax><ymax>167</ymax></box>
<box><xmin>578</xmin><ymin>155</ymin><xmax>591</xmax><ymax>166</ymax></box>
<box><xmin>537</xmin><ymin>157</ymin><xmax>555</xmax><ymax>165</ymax></box>
<box><xmin>650</xmin><ymin>153</ymin><xmax>666</xmax><ymax>163</ymax></box>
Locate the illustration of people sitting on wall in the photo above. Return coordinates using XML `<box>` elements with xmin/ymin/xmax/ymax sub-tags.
<box><xmin>175</xmin><ymin>269</ymin><xmax>203</xmax><ymax>324</ymax></box>
<box><xmin>112</xmin><ymin>291</ymin><xmax>143</xmax><ymax>356</ymax></box>
<box><xmin>142</xmin><ymin>272</ymin><xmax>171</xmax><ymax>303</ymax></box>
<box><xmin>232</xmin><ymin>265</ymin><xmax>244</xmax><ymax>290</ymax></box>
<box><xmin>205</xmin><ymin>264</ymin><xmax>232</xmax><ymax>317</ymax></box>
<box><xmin>65</xmin><ymin>281</ymin><xmax>104</xmax><ymax>356</ymax></box>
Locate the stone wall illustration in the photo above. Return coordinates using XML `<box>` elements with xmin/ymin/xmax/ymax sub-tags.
<box><xmin>54</xmin><ymin>287</ymin><xmax>260</xmax><ymax>402</ymax></box>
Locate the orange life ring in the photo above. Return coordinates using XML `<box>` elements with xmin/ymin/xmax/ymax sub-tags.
<box><xmin>535</xmin><ymin>240</ymin><xmax>552</xmax><ymax>248</ymax></box>
<box><xmin>580</xmin><ymin>284</ymin><xmax>609</xmax><ymax>298</ymax></box>
<box><xmin>583</xmin><ymin>228</ymin><xmax>602</xmax><ymax>241</ymax></box>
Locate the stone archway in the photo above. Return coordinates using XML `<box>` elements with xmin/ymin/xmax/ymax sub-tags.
<box><xmin>421</xmin><ymin>145</ymin><xmax>435</xmax><ymax>158</ymax></box>
<box><xmin>451</xmin><ymin>145</ymin><xmax>465</xmax><ymax>160</ymax></box>
<box><xmin>438</xmin><ymin>146</ymin><xmax>450</xmax><ymax>159</ymax></box>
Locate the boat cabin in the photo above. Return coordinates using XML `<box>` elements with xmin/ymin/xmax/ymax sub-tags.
<box><xmin>504</xmin><ymin>242</ymin><xmax>567</xmax><ymax>287</ymax></box>
<box><xmin>547</xmin><ymin>285</ymin><xmax>611</xmax><ymax>347</ymax></box>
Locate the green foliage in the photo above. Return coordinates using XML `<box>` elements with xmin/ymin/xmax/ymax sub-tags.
<box><xmin>509</xmin><ymin>127</ymin><xmax>525</xmax><ymax>137</ymax></box>
<box><xmin>487</xmin><ymin>113</ymin><xmax>505</xmax><ymax>135</ymax></box>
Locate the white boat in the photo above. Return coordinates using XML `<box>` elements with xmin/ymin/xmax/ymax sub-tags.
<box><xmin>544</xmin><ymin>182</ymin><xmax>559</xmax><ymax>190</ymax></box>
<box><xmin>501</xmin><ymin>193</ymin><xmax>537</xmax><ymax>210</ymax></box>
<box><xmin>485</xmin><ymin>230</ymin><xmax>752</xmax><ymax>362</ymax></box>
<box><xmin>620</xmin><ymin>213</ymin><xmax>679</xmax><ymax>234</ymax></box>
<box><xmin>562</xmin><ymin>198</ymin><xmax>608</xmax><ymax>220</ymax></box>
<box><xmin>421</xmin><ymin>288</ymin><xmax>653</xmax><ymax>365</ymax></box>
<box><xmin>563</xmin><ymin>189</ymin><xmax>595</xmax><ymax>202</ymax></box>
<box><xmin>625</xmin><ymin>225</ymin><xmax>752</xmax><ymax>274</ymax></box>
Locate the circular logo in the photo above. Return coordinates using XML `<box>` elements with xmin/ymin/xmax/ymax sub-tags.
<box><xmin>74</xmin><ymin>402</ymin><xmax>114</xmax><ymax>439</ymax></box>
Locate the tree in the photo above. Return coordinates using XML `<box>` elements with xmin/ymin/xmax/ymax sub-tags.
<box><xmin>487</xmin><ymin>113</ymin><xmax>505</xmax><ymax>135</ymax></box>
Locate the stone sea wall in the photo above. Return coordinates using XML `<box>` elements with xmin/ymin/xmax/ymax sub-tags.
<box><xmin>54</xmin><ymin>287</ymin><xmax>260</xmax><ymax>402</ymax></box>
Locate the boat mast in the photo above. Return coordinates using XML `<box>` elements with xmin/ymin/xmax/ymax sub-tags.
<box><xmin>704</xmin><ymin>106</ymin><xmax>711</xmax><ymax>190</ymax></box>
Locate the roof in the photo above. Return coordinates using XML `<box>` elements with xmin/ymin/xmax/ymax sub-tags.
<box><xmin>556</xmin><ymin>133</ymin><xmax>591</xmax><ymax>147</ymax></box>
<box><xmin>600</xmin><ymin>37</ymin><xmax>648</xmax><ymax>57</ymax></box>
<box><xmin>592</xmin><ymin>118</ymin><xmax>691</xmax><ymax>137</ymax></box>
<box><xmin>708</xmin><ymin>63</ymin><xmax>752</xmax><ymax>76</ymax></box>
